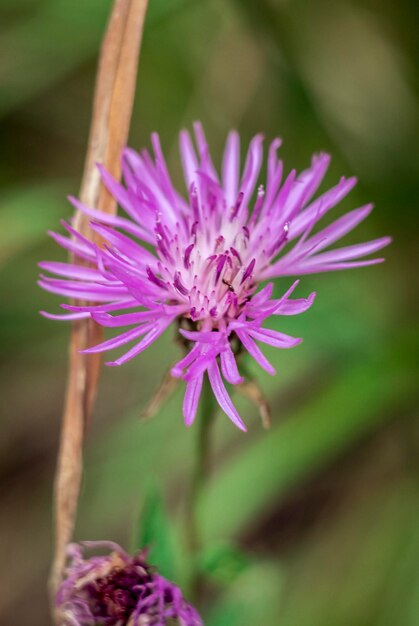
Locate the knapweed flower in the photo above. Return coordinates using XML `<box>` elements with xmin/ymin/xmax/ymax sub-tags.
<box><xmin>39</xmin><ymin>123</ymin><xmax>390</xmax><ymax>431</ymax></box>
<box><xmin>56</xmin><ymin>541</ymin><xmax>203</xmax><ymax>626</ymax></box>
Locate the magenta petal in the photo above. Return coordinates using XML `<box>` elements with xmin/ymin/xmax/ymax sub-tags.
<box><xmin>179</xmin><ymin>329</ymin><xmax>224</xmax><ymax>344</ymax></box>
<box><xmin>235</xmin><ymin>329</ymin><xmax>276</xmax><ymax>375</ymax></box>
<box><xmin>273</xmin><ymin>292</ymin><xmax>316</xmax><ymax>315</ymax></box>
<box><xmin>249</xmin><ymin>280</ymin><xmax>301</xmax><ymax>318</ymax></box>
<box><xmin>38</xmin><ymin>278</ymin><xmax>126</xmax><ymax>302</ymax></box>
<box><xmin>294</xmin><ymin>257</ymin><xmax>386</xmax><ymax>274</ymax></box>
<box><xmin>183</xmin><ymin>373</ymin><xmax>204</xmax><ymax>426</ymax></box>
<box><xmin>89</xmin><ymin>222</ymin><xmax>158</xmax><ymax>265</ymax></box>
<box><xmin>220</xmin><ymin>343</ymin><xmax>244</xmax><ymax>385</ymax></box>
<box><xmin>263</xmin><ymin>138</ymin><xmax>283</xmax><ymax>212</ymax></box>
<box><xmin>97</xmin><ymin>164</ymin><xmax>140</xmax><ymax>221</ymax></box>
<box><xmin>207</xmin><ymin>361</ymin><xmax>246</xmax><ymax>431</ymax></box>
<box><xmin>281</xmin><ymin>153</ymin><xmax>330</xmax><ymax>223</ymax></box>
<box><xmin>91</xmin><ymin>310</ymin><xmax>162</xmax><ymax>327</ymax></box>
<box><xmin>38</xmin><ymin>261</ymin><xmax>102</xmax><ymax>281</ymax></box>
<box><xmin>68</xmin><ymin>195</ymin><xmax>154</xmax><ymax>243</ymax></box>
<box><xmin>62</xmin><ymin>299</ymin><xmax>138</xmax><ymax>313</ymax></box>
<box><xmin>289</xmin><ymin>176</ymin><xmax>357</xmax><ymax>240</ymax></box>
<box><xmin>171</xmin><ymin>344</ymin><xmax>201</xmax><ymax>378</ymax></box>
<box><xmin>222</xmin><ymin>130</ymin><xmax>240</xmax><ymax>208</ymax></box>
<box><xmin>184</xmin><ymin>347</ymin><xmax>222</xmax><ymax>381</ymax></box>
<box><xmin>179</xmin><ymin>129</ymin><xmax>199</xmax><ymax>189</ymax></box>
<box><xmin>47</xmin><ymin>230</ymin><xmax>94</xmax><ymax>262</ymax></box>
<box><xmin>240</xmin><ymin>134</ymin><xmax>264</xmax><ymax>207</ymax></box>
<box><xmin>106</xmin><ymin>318</ymin><xmax>173</xmax><ymax>366</ymax></box>
<box><xmin>298</xmin><ymin>204</ymin><xmax>374</xmax><ymax>254</ymax></box>
<box><xmin>193</xmin><ymin>121</ymin><xmax>219</xmax><ymax>182</ymax></box>
<box><xmin>40</xmin><ymin>310</ymin><xmax>90</xmax><ymax>321</ymax></box>
<box><xmin>81</xmin><ymin>324</ymin><xmax>155</xmax><ymax>354</ymax></box>
<box><xmin>303</xmin><ymin>236</ymin><xmax>391</xmax><ymax>265</ymax></box>
<box><xmin>251</xmin><ymin>283</ymin><xmax>274</xmax><ymax>305</ymax></box>
<box><xmin>247</xmin><ymin>327</ymin><xmax>302</xmax><ymax>348</ymax></box>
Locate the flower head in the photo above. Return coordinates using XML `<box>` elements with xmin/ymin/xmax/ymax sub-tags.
<box><xmin>39</xmin><ymin>123</ymin><xmax>390</xmax><ymax>430</ymax></box>
<box><xmin>56</xmin><ymin>541</ymin><xmax>203</xmax><ymax>626</ymax></box>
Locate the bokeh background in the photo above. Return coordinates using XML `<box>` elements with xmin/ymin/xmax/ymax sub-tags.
<box><xmin>1</xmin><ymin>1</ymin><xmax>418</xmax><ymax>624</ymax></box>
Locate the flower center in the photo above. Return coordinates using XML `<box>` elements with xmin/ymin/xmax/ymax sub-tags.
<box><xmin>149</xmin><ymin>213</ymin><xmax>259</xmax><ymax>326</ymax></box>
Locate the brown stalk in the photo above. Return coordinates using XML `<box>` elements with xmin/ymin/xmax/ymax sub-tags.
<box><xmin>49</xmin><ymin>0</ymin><xmax>149</xmax><ymax>609</ymax></box>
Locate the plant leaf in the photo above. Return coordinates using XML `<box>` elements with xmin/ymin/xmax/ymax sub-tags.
<box><xmin>136</xmin><ymin>479</ymin><xmax>177</xmax><ymax>581</ymax></box>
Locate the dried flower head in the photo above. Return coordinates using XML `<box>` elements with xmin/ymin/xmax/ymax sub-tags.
<box><xmin>39</xmin><ymin>123</ymin><xmax>390</xmax><ymax>430</ymax></box>
<box><xmin>56</xmin><ymin>542</ymin><xmax>203</xmax><ymax>626</ymax></box>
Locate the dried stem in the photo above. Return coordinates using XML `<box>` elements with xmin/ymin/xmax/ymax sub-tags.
<box><xmin>49</xmin><ymin>0</ymin><xmax>149</xmax><ymax>611</ymax></box>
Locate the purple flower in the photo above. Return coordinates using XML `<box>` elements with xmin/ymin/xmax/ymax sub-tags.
<box><xmin>56</xmin><ymin>541</ymin><xmax>203</xmax><ymax>626</ymax></box>
<box><xmin>39</xmin><ymin>123</ymin><xmax>390</xmax><ymax>431</ymax></box>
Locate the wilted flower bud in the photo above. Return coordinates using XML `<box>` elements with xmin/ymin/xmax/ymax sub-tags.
<box><xmin>56</xmin><ymin>541</ymin><xmax>203</xmax><ymax>626</ymax></box>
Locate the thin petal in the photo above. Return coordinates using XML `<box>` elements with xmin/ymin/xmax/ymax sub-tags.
<box><xmin>263</xmin><ymin>138</ymin><xmax>283</xmax><ymax>212</ymax></box>
<box><xmin>40</xmin><ymin>310</ymin><xmax>90</xmax><ymax>321</ymax></box>
<box><xmin>289</xmin><ymin>176</ymin><xmax>357</xmax><ymax>240</ymax></box>
<box><xmin>38</xmin><ymin>278</ymin><xmax>126</xmax><ymax>302</ymax></box>
<box><xmin>183</xmin><ymin>373</ymin><xmax>204</xmax><ymax>426</ymax></box>
<box><xmin>247</xmin><ymin>327</ymin><xmax>302</xmax><ymax>348</ymax></box>
<box><xmin>302</xmin><ymin>236</ymin><xmax>391</xmax><ymax>265</ymax></box>
<box><xmin>281</xmin><ymin>153</ymin><xmax>330</xmax><ymax>222</ymax></box>
<box><xmin>91</xmin><ymin>310</ymin><xmax>161</xmax><ymax>327</ymax></box>
<box><xmin>235</xmin><ymin>329</ymin><xmax>276</xmax><ymax>375</ymax></box>
<box><xmin>207</xmin><ymin>361</ymin><xmax>246</xmax><ymax>431</ymax></box>
<box><xmin>179</xmin><ymin>329</ymin><xmax>224</xmax><ymax>344</ymax></box>
<box><xmin>250</xmin><ymin>283</ymin><xmax>274</xmax><ymax>306</ymax></box>
<box><xmin>273</xmin><ymin>292</ymin><xmax>316</xmax><ymax>315</ymax></box>
<box><xmin>68</xmin><ymin>195</ymin><xmax>153</xmax><ymax>243</ymax></box>
<box><xmin>184</xmin><ymin>346</ymin><xmax>222</xmax><ymax>381</ymax></box>
<box><xmin>81</xmin><ymin>323</ymin><xmax>155</xmax><ymax>354</ymax></box>
<box><xmin>171</xmin><ymin>344</ymin><xmax>201</xmax><ymax>378</ymax></box>
<box><xmin>38</xmin><ymin>261</ymin><xmax>102</xmax><ymax>281</ymax></box>
<box><xmin>297</xmin><ymin>204</ymin><xmax>374</xmax><ymax>254</ymax></box>
<box><xmin>222</xmin><ymin>130</ymin><xmax>240</xmax><ymax>208</ymax></box>
<box><xmin>179</xmin><ymin>129</ymin><xmax>199</xmax><ymax>189</ymax></box>
<box><xmin>220</xmin><ymin>343</ymin><xmax>244</xmax><ymax>385</ymax></box>
<box><xmin>193</xmin><ymin>121</ymin><xmax>219</xmax><ymax>181</ymax></box>
<box><xmin>47</xmin><ymin>230</ymin><xmax>94</xmax><ymax>262</ymax></box>
<box><xmin>240</xmin><ymin>134</ymin><xmax>264</xmax><ymax>209</ymax></box>
<box><xmin>106</xmin><ymin>318</ymin><xmax>173</xmax><ymax>366</ymax></box>
<box><xmin>89</xmin><ymin>222</ymin><xmax>157</xmax><ymax>265</ymax></box>
<box><xmin>62</xmin><ymin>299</ymin><xmax>138</xmax><ymax>313</ymax></box>
<box><xmin>292</xmin><ymin>257</ymin><xmax>386</xmax><ymax>274</ymax></box>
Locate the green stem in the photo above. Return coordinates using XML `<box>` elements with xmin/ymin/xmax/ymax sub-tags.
<box><xmin>186</xmin><ymin>378</ymin><xmax>217</xmax><ymax>603</ymax></box>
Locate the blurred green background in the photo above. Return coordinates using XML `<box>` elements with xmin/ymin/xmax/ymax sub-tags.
<box><xmin>1</xmin><ymin>0</ymin><xmax>418</xmax><ymax>624</ymax></box>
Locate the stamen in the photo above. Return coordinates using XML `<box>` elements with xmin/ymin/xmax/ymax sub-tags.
<box><xmin>215</xmin><ymin>255</ymin><xmax>227</xmax><ymax>284</ymax></box>
<box><xmin>230</xmin><ymin>246</ymin><xmax>242</xmax><ymax>264</ymax></box>
<box><xmin>189</xmin><ymin>183</ymin><xmax>200</xmax><ymax>221</ymax></box>
<box><xmin>215</xmin><ymin>235</ymin><xmax>225</xmax><ymax>251</ymax></box>
<box><xmin>230</xmin><ymin>191</ymin><xmax>244</xmax><ymax>220</ymax></box>
<box><xmin>173</xmin><ymin>271</ymin><xmax>189</xmax><ymax>296</ymax></box>
<box><xmin>248</xmin><ymin>185</ymin><xmax>265</xmax><ymax>226</ymax></box>
<box><xmin>184</xmin><ymin>243</ymin><xmax>194</xmax><ymax>269</ymax></box>
<box><xmin>146</xmin><ymin>266</ymin><xmax>166</xmax><ymax>289</ymax></box>
<box><xmin>241</xmin><ymin>258</ymin><xmax>256</xmax><ymax>284</ymax></box>
<box><xmin>268</xmin><ymin>222</ymin><xmax>289</xmax><ymax>257</ymax></box>
<box><xmin>190</xmin><ymin>306</ymin><xmax>198</xmax><ymax>320</ymax></box>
